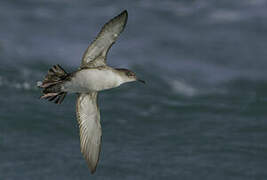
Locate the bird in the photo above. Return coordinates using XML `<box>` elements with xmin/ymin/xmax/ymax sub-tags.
<box><xmin>37</xmin><ymin>10</ymin><xmax>145</xmax><ymax>174</ymax></box>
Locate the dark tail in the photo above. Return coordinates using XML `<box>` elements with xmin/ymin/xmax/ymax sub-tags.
<box><xmin>38</xmin><ymin>64</ymin><xmax>68</xmax><ymax>104</ymax></box>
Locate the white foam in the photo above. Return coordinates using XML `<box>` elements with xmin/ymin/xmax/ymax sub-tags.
<box><xmin>22</xmin><ymin>82</ymin><xmax>31</xmax><ymax>90</ymax></box>
<box><xmin>170</xmin><ymin>80</ymin><xmax>197</xmax><ymax>97</ymax></box>
<box><xmin>0</xmin><ymin>75</ymin><xmax>34</xmax><ymax>90</ymax></box>
<box><xmin>138</xmin><ymin>0</ymin><xmax>207</xmax><ymax>17</ymax></box>
<box><xmin>12</xmin><ymin>82</ymin><xmax>31</xmax><ymax>90</ymax></box>
<box><xmin>209</xmin><ymin>10</ymin><xmax>244</xmax><ymax>23</ymax></box>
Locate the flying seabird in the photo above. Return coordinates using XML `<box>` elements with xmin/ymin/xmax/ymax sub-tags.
<box><xmin>37</xmin><ymin>10</ymin><xmax>145</xmax><ymax>173</ymax></box>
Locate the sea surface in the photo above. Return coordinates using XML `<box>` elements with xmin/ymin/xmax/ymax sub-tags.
<box><xmin>0</xmin><ymin>0</ymin><xmax>267</xmax><ymax>179</ymax></box>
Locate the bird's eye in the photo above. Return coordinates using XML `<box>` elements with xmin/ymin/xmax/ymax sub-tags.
<box><xmin>126</xmin><ymin>71</ymin><xmax>134</xmax><ymax>76</ymax></box>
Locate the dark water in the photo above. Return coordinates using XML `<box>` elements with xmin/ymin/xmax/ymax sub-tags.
<box><xmin>1</xmin><ymin>0</ymin><xmax>267</xmax><ymax>179</ymax></box>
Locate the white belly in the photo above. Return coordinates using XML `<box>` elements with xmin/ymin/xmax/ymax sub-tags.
<box><xmin>62</xmin><ymin>68</ymin><xmax>122</xmax><ymax>93</ymax></box>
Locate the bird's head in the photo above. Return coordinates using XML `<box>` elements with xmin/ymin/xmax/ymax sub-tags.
<box><xmin>116</xmin><ymin>68</ymin><xmax>145</xmax><ymax>84</ymax></box>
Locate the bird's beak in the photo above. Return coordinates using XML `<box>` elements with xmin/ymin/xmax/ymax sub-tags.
<box><xmin>137</xmin><ymin>79</ymin><xmax>146</xmax><ymax>84</ymax></box>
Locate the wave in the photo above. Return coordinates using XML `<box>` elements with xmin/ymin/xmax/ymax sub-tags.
<box><xmin>169</xmin><ymin>79</ymin><xmax>197</xmax><ymax>97</ymax></box>
<box><xmin>0</xmin><ymin>75</ymin><xmax>35</xmax><ymax>91</ymax></box>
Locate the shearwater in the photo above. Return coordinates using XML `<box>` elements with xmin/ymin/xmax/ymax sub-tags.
<box><xmin>37</xmin><ymin>10</ymin><xmax>145</xmax><ymax>174</ymax></box>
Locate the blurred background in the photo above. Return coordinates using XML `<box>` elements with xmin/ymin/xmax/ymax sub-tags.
<box><xmin>0</xmin><ymin>0</ymin><xmax>267</xmax><ymax>179</ymax></box>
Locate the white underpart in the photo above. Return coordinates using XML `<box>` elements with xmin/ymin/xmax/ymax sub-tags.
<box><xmin>62</xmin><ymin>68</ymin><xmax>123</xmax><ymax>93</ymax></box>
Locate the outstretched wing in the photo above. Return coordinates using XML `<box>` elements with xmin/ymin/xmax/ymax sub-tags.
<box><xmin>81</xmin><ymin>10</ymin><xmax>128</xmax><ymax>68</ymax></box>
<box><xmin>76</xmin><ymin>93</ymin><xmax>101</xmax><ymax>174</ymax></box>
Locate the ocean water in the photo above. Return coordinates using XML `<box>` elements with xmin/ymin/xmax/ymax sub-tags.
<box><xmin>1</xmin><ymin>0</ymin><xmax>267</xmax><ymax>179</ymax></box>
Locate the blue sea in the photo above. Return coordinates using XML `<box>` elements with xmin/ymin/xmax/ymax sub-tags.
<box><xmin>0</xmin><ymin>0</ymin><xmax>267</xmax><ymax>179</ymax></box>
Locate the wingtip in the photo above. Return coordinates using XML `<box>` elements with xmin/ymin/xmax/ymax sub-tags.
<box><xmin>120</xmin><ymin>10</ymin><xmax>128</xmax><ymax>28</ymax></box>
<box><xmin>122</xmin><ymin>10</ymin><xmax>128</xmax><ymax>15</ymax></box>
<box><xmin>88</xmin><ymin>162</ymin><xmax>97</xmax><ymax>174</ymax></box>
<box><xmin>90</xmin><ymin>167</ymin><xmax>97</xmax><ymax>174</ymax></box>
<box><xmin>119</xmin><ymin>10</ymin><xmax>128</xmax><ymax>20</ymax></box>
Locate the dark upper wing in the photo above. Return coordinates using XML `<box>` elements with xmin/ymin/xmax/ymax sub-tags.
<box><xmin>81</xmin><ymin>10</ymin><xmax>128</xmax><ymax>68</ymax></box>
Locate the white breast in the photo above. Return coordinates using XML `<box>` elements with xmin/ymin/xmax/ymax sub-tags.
<box><xmin>62</xmin><ymin>68</ymin><xmax>122</xmax><ymax>93</ymax></box>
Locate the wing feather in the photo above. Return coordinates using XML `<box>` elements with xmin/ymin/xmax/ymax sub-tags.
<box><xmin>76</xmin><ymin>93</ymin><xmax>101</xmax><ymax>174</ymax></box>
<box><xmin>81</xmin><ymin>10</ymin><xmax>128</xmax><ymax>68</ymax></box>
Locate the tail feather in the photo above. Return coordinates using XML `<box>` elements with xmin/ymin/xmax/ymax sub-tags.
<box><xmin>38</xmin><ymin>64</ymin><xmax>69</xmax><ymax>104</ymax></box>
<box><xmin>55</xmin><ymin>92</ymin><xmax>67</xmax><ymax>104</ymax></box>
<box><xmin>43</xmin><ymin>64</ymin><xmax>68</xmax><ymax>86</ymax></box>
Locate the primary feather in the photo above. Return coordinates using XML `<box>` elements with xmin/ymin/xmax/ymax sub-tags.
<box><xmin>81</xmin><ymin>10</ymin><xmax>128</xmax><ymax>68</ymax></box>
<box><xmin>76</xmin><ymin>93</ymin><xmax>101</xmax><ymax>173</ymax></box>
